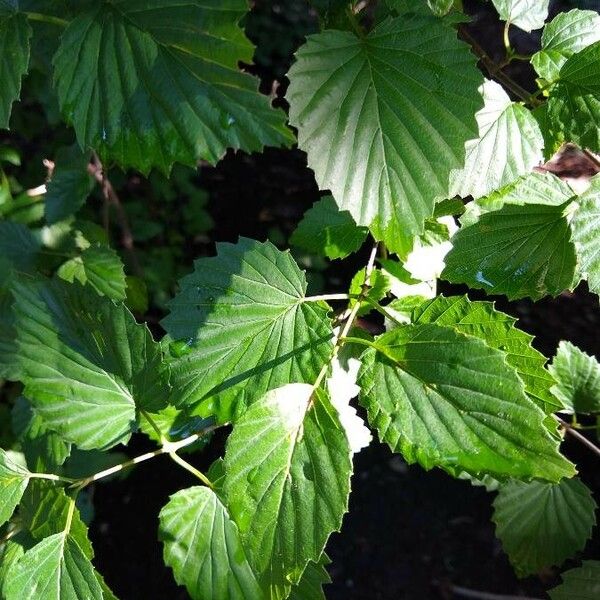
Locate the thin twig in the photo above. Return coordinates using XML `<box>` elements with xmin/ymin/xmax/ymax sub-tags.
<box><xmin>449</xmin><ymin>583</ymin><xmax>542</xmax><ymax>600</ymax></box>
<box><xmin>458</xmin><ymin>25</ymin><xmax>540</xmax><ymax>107</ymax></box>
<box><xmin>556</xmin><ymin>416</ymin><xmax>600</xmax><ymax>459</ymax></box>
<box><xmin>88</xmin><ymin>154</ymin><xmax>143</xmax><ymax>277</ymax></box>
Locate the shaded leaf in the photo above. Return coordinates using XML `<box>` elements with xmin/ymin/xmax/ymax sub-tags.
<box><xmin>53</xmin><ymin>1</ymin><xmax>292</xmax><ymax>173</ymax></box>
<box><xmin>546</xmin><ymin>41</ymin><xmax>600</xmax><ymax>152</ymax></box>
<box><xmin>493</xmin><ymin>477</ymin><xmax>596</xmax><ymax>576</ymax></box>
<box><xmin>0</xmin><ymin>12</ymin><xmax>31</xmax><ymax>128</ymax></box>
<box><xmin>58</xmin><ymin>244</ymin><xmax>127</xmax><ymax>301</ymax></box>
<box><xmin>287</xmin><ymin>15</ymin><xmax>482</xmax><ymax>255</ymax></box>
<box><xmin>290</xmin><ymin>196</ymin><xmax>367</xmax><ymax>260</ymax></box>
<box><xmin>11</xmin><ymin>396</ymin><xmax>71</xmax><ymax>471</ymax></box>
<box><xmin>289</xmin><ymin>554</ymin><xmax>331</xmax><ymax>600</ymax></box>
<box><xmin>549</xmin><ymin>561</ymin><xmax>600</xmax><ymax>599</ymax></box>
<box><xmin>44</xmin><ymin>145</ymin><xmax>93</xmax><ymax>224</ymax></box>
<box><xmin>0</xmin><ymin>221</ymin><xmax>40</xmax><ymax>271</ymax></box>
<box><xmin>549</xmin><ymin>341</ymin><xmax>600</xmax><ymax>414</ymax></box>
<box><xmin>20</xmin><ymin>480</ymin><xmax>94</xmax><ymax>560</ymax></box>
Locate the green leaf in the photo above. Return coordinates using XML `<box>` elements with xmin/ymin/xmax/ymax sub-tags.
<box><xmin>413</xmin><ymin>295</ymin><xmax>559</xmax><ymax>412</ymax></box>
<box><xmin>52</xmin><ymin>1</ymin><xmax>292</xmax><ymax>174</ymax></box>
<box><xmin>442</xmin><ymin>202</ymin><xmax>577</xmax><ymax>300</ymax></box>
<box><xmin>0</xmin><ymin>221</ymin><xmax>40</xmax><ymax>271</ymax></box>
<box><xmin>14</xmin><ymin>278</ymin><xmax>170</xmax><ymax>450</ymax></box>
<box><xmin>20</xmin><ymin>480</ymin><xmax>94</xmax><ymax>560</ymax></box>
<box><xmin>532</xmin><ymin>9</ymin><xmax>600</xmax><ymax>82</ymax></box>
<box><xmin>44</xmin><ymin>146</ymin><xmax>94</xmax><ymax>224</ymax></box>
<box><xmin>162</xmin><ymin>239</ymin><xmax>333</xmax><ymax>420</ymax></box>
<box><xmin>491</xmin><ymin>0</ymin><xmax>549</xmax><ymax>32</ymax></box>
<box><xmin>289</xmin><ymin>555</ymin><xmax>331</xmax><ymax>600</ymax></box>
<box><xmin>549</xmin><ymin>561</ymin><xmax>600</xmax><ymax>600</ymax></box>
<box><xmin>58</xmin><ymin>244</ymin><xmax>127</xmax><ymax>301</ymax></box>
<box><xmin>4</xmin><ymin>533</ymin><xmax>103</xmax><ymax>600</ymax></box>
<box><xmin>286</xmin><ymin>15</ymin><xmax>482</xmax><ymax>255</ymax></box>
<box><xmin>358</xmin><ymin>324</ymin><xmax>575</xmax><ymax>481</ymax></box>
<box><xmin>0</xmin><ymin>12</ymin><xmax>31</xmax><ymax>128</ymax></box>
<box><xmin>223</xmin><ymin>384</ymin><xmax>352</xmax><ymax>596</ymax></box>
<box><xmin>0</xmin><ymin>266</ymin><xmax>20</xmax><ymax>380</ymax></box>
<box><xmin>571</xmin><ymin>176</ymin><xmax>600</xmax><ymax>294</ymax></box>
<box><xmin>493</xmin><ymin>477</ymin><xmax>596</xmax><ymax>576</ymax></box>
<box><xmin>427</xmin><ymin>0</ymin><xmax>454</xmax><ymax>17</ymax></box>
<box><xmin>349</xmin><ymin>268</ymin><xmax>391</xmax><ymax>316</ymax></box>
<box><xmin>159</xmin><ymin>485</ymin><xmax>264</xmax><ymax>600</ymax></box>
<box><xmin>546</xmin><ymin>41</ymin><xmax>600</xmax><ymax>152</ymax></box>
<box><xmin>549</xmin><ymin>341</ymin><xmax>600</xmax><ymax>414</ymax></box>
<box><xmin>450</xmin><ymin>80</ymin><xmax>544</xmax><ymax>200</ymax></box>
<box><xmin>0</xmin><ymin>532</ymin><xmax>34</xmax><ymax>598</ymax></box>
<box><xmin>0</xmin><ymin>448</ymin><xmax>29</xmax><ymax>527</ymax></box>
<box><xmin>459</xmin><ymin>171</ymin><xmax>575</xmax><ymax>226</ymax></box>
<box><xmin>12</xmin><ymin>396</ymin><xmax>71</xmax><ymax>471</ymax></box>
<box><xmin>290</xmin><ymin>196</ymin><xmax>368</xmax><ymax>260</ymax></box>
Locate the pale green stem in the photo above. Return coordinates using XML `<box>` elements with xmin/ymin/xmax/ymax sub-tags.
<box><xmin>503</xmin><ymin>20</ymin><xmax>512</xmax><ymax>55</ymax></box>
<box><xmin>168</xmin><ymin>452</ymin><xmax>214</xmax><ymax>489</ymax></box>
<box><xmin>28</xmin><ymin>472</ymin><xmax>75</xmax><ymax>484</ymax></box>
<box><xmin>63</xmin><ymin>495</ymin><xmax>76</xmax><ymax>534</ymax></box>
<box><xmin>303</xmin><ymin>293</ymin><xmax>351</xmax><ymax>303</ymax></box>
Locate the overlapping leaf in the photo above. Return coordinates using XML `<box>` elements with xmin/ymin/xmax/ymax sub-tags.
<box><xmin>159</xmin><ymin>486</ymin><xmax>264</xmax><ymax>600</ymax></box>
<box><xmin>450</xmin><ymin>80</ymin><xmax>544</xmax><ymax>200</ymax></box>
<box><xmin>491</xmin><ymin>0</ymin><xmax>549</xmax><ymax>31</ymax></box>
<box><xmin>58</xmin><ymin>244</ymin><xmax>127</xmax><ymax>301</ymax></box>
<box><xmin>413</xmin><ymin>295</ymin><xmax>559</xmax><ymax>412</ymax></box>
<box><xmin>493</xmin><ymin>477</ymin><xmax>596</xmax><ymax>576</ymax></box>
<box><xmin>0</xmin><ymin>448</ymin><xmax>30</xmax><ymax>526</ymax></box>
<box><xmin>571</xmin><ymin>176</ymin><xmax>600</xmax><ymax>294</ymax></box>
<box><xmin>13</xmin><ymin>278</ymin><xmax>169</xmax><ymax>450</ymax></box>
<box><xmin>546</xmin><ymin>41</ymin><xmax>600</xmax><ymax>152</ymax></box>
<box><xmin>0</xmin><ymin>11</ymin><xmax>30</xmax><ymax>128</ymax></box>
<box><xmin>358</xmin><ymin>324</ymin><xmax>575</xmax><ymax>481</ymax></box>
<box><xmin>290</xmin><ymin>196</ymin><xmax>367</xmax><ymax>260</ymax></box>
<box><xmin>4</xmin><ymin>533</ymin><xmax>103</xmax><ymax>600</ymax></box>
<box><xmin>549</xmin><ymin>341</ymin><xmax>600</xmax><ymax>414</ymax></box>
<box><xmin>287</xmin><ymin>15</ymin><xmax>482</xmax><ymax>255</ymax></box>
<box><xmin>20</xmin><ymin>480</ymin><xmax>94</xmax><ymax>560</ymax></box>
<box><xmin>44</xmin><ymin>146</ymin><xmax>93</xmax><ymax>224</ymax></box>
<box><xmin>289</xmin><ymin>555</ymin><xmax>331</xmax><ymax>600</ymax></box>
<box><xmin>532</xmin><ymin>9</ymin><xmax>600</xmax><ymax>82</ymax></box>
<box><xmin>443</xmin><ymin>202</ymin><xmax>577</xmax><ymax>300</ymax></box>
<box><xmin>549</xmin><ymin>561</ymin><xmax>600</xmax><ymax>599</ymax></box>
<box><xmin>162</xmin><ymin>239</ymin><xmax>333</xmax><ymax>420</ymax></box>
<box><xmin>0</xmin><ymin>221</ymin><xmax>40</xmax><ymax>271</ymax></box>
<box><xmin>223</xmin><ymin>384</ymin><xmax>352</xmax><ymax>597</ymax></box>
<box><xmin>12</xmin><ymin>396</ymin><xmax>71</xmax><ymax>471</ymax></box>
<box><xmin>53</xmin><ymin>1</ymin><xmax>292</xmax><ymax>173</ymax></box>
